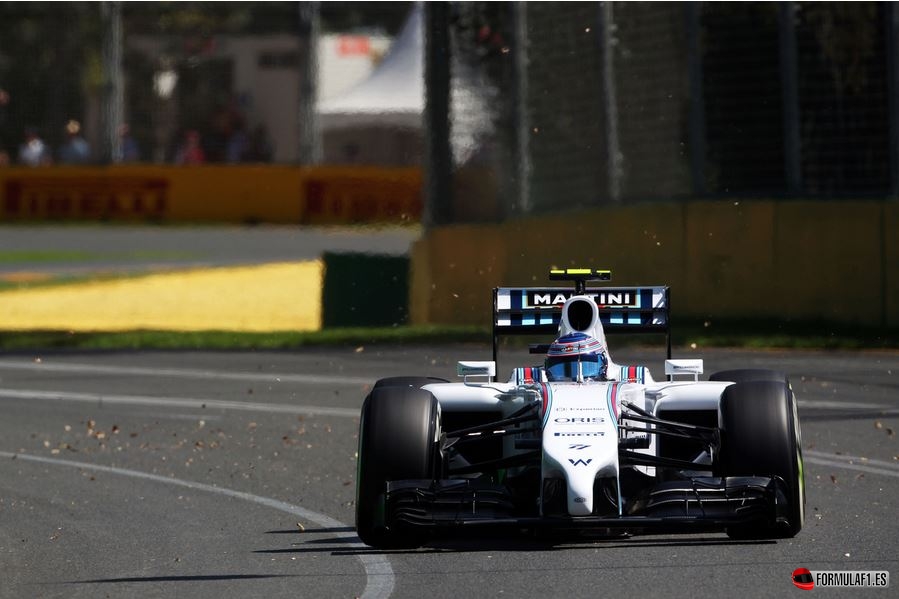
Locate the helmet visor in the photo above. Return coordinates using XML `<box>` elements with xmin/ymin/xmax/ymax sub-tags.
<box><xmin>545</xmin><ymin>356</ymin><xmax>603</xmax><ymax>381</ymax></box>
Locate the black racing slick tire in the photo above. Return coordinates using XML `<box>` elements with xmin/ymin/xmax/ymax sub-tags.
<box><xmin>355</xmin><ymin>385</ymin><xmax>441</xmax><ymax>548</ymax></box>
<box><xmin>372</xmin><ymin>376</ymin><xmax>449</xmax><ymax>390</ymax></box>
<box><xmin>709</xmin><ymin>369</ymin><xmax>788</xmax><ymax>384</ymax></box>
<box><xmin>718</xmin><ymin>380</ymin><xmax>805</xmax><ymax>539</ymax></box>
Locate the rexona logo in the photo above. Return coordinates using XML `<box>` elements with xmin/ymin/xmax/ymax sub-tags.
<box><xmin>527</xmin><ymin>291</ymin><xmax>636</xmax><ymax>307</ymax></box>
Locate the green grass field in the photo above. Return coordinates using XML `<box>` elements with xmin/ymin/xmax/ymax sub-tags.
<box><xmin>0</xmin><ymin>319</ymin><xmax>896</xmax><ymax>351</ymax></box>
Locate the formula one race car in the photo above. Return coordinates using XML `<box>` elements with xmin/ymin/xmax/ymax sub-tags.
<box><xmin>355</xmin><ymin>269</ymin><xmax>805</xmax><ymax>548</ymax></box>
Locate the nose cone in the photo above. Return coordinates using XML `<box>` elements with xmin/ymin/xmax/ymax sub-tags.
<box><xmin>541</xmin><ymin>383</ymin><xmax>620</xmax><ymax>516</ymax></box>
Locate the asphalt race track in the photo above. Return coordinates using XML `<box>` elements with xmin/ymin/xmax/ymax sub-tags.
<box><xmin>1</xmin><ymin>345</ymin><xmax>897</xmax><ymax>598</ymax></box>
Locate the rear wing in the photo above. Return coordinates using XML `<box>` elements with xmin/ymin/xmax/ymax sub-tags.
<box><xmin>492</xmin><ymin>285</ymin><xmax>671</xmax><ymax>361</ymax></box>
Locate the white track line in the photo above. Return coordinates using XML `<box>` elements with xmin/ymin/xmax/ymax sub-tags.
<box><xmin>804</xmin><ymin>450</ymin><xmax>899</xmax><ymax>478</ymax></box>
<box><xmin>0</xmin><ymin>388</ymin><xmax>359</xmax><ymax>418</ymax></box>
<box><xmin>798</xmin><ymin>399</ymin><xmax>897</xmax><ymax>411</ymax></box>
<box><xmin>0</xmin><ymin>359</ymin><xmax>373</xmax><ymax>386</ymax></box>
<box><xmin>0</xmin><ymin>451</ymin><xmax>394</xmax><ymax>599</ymax></box>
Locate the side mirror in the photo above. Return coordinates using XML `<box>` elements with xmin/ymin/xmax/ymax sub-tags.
<box><xmin>665</xmin><ymin>359</ymin><xmax>703</xmax><ymax>381</ymax></box>
<box><xmin>457</xmin><ymin>361</ymin><xmax>496</xmax><ymax>383</ymax></box>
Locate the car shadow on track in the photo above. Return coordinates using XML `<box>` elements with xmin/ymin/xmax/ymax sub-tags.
<box><xmin>65</xmin><ymin>574</ymin><xmax>304</xmax><ymax>584</ymax></box>
<box><xmin>257</xmin><ymin>527</ymin><xmax>773</xmax><ymax>556</ymax></box>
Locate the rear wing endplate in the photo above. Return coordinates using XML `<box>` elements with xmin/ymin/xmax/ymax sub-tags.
<box><xmin>492</xmin><ymin>286</ymin><xmax>671</xmax><ymax>362</ymax></box>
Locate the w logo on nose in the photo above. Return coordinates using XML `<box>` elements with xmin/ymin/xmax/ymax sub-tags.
<box><xmin>568</xmin><ymin>458</ymin><xmax>593</xmax><ymax>466</ymax></box>
<box><xmin>568</xmin><ymin>444</ymin><xmax>590</xmax><ymax>450</ymax></box>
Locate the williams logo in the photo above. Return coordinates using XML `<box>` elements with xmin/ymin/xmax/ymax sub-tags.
<box><xmin>568</xmin><ymin>459</ymin><xmax>593</xmax><ymax>466</ymax></box>
<box><xmin>568</xmin><ymin>444</ymin><xmax>591</xmax><ymax>450</ymax></box>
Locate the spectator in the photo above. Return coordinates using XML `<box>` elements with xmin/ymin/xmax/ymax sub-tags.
<box><xmin>208</xmin><ymin>95</ymin><xmax>245</xmax><ymax>162</ymax></box>
<box><xmin>0</xmin><ymin>88</ymin><xmax>9</xmax><ymax>117</ymax></box>
<box><xmin>0</xmin><ymin>88</ymin><xmax>9</xmax><ymax>149</ymax></box>
<box><xmin>116</xmin><ymin>123</ymin><xmax>140</xmax><ymax>162</ymax></box>
<box><xmin>225</xmin><ymin>119</ymin><xmax>249</xmax><ymax>163</ymax></box>
<box><xmin>18</xmin><ymin>127</ymin><xmax>52</xmax><ymax>166</ymax></box>
<box><xmin>58</xmin><ymin>119</ymin><xmax>91</xmax><ymax>164</ymax></box>
<box><xmin>245</xmin><ymin>124</ymin><xmax>274</xmax><ymax>162</ymax></box>
<box><xmin>174</xmin><ymin>129</ymin><xmax>206</xmax><ymax>164</ymax></box>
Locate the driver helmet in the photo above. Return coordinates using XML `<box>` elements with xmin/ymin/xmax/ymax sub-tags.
<box><xmin>545</xmin><ymin>332</ymin><xmax>607</xmax><ymax>382</ymax></box>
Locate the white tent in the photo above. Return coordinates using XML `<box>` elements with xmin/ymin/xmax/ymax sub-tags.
<box><xmin>318</xmin><ymin>3</ymin><xmax>423</xmax><ymax>132</ymax></box>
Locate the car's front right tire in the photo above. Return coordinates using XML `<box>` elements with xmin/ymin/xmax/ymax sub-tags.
<box><xmin>355</xmin><ymin>384</ymin><xmax>440</xmax><ymax>548</ymax></box>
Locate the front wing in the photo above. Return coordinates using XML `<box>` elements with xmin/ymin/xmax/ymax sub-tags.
<box><xmin>378</xmin><ymin>476</ymin><xmax>792</xmax><ymax>538</ymax></box>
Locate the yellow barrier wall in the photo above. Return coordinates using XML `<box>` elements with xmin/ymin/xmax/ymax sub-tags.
<box><xmin>411</xmin><ymin>200</ymin><xmax>897</xmax><ymax>328</ymax></box>
<box><xmin>772</xmin><ymin>201</ymin><xmax>885</xmax><ymax>323</ymax></box>
<box><xmin>0</xmin><ymin>165</ymin><xmax>421</xmax><ymax>225</ymax></box>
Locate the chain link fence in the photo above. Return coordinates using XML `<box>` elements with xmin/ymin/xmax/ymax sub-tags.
<box><xmin>2</xmin><ymin>2</ymin><xmax>895</xmax><ymax>221</ymax></box>
<box><xmin>0</xmin><ymin>2</ymin><xmax>413</xmax><ymax>168</ymax></box>
<box><xmin>0</xmin><ymin>2</ymin><xmax>304</xmax><ymax>166</ymax></box>
<box><xmin>429</xmin><ymin>1</ymin><xmax>899</xmax><ymax>225</ymax></box>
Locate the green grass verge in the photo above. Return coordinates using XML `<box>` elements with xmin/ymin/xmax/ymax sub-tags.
<box><xmin>0</xmin><ymin>250</ymin><xmax>99</xmax><ymax>263</ymax></box>
<box><xmin>0</xmin><ymin>249</ymin><xmax>201</xmax><ymax>264</ymax></box>
<box><xmin>0</xmin><ymin>271</ymin><xmax>157</xmax><ymax>292</ymax></box>
<box><xmin>0</xmin><ymin>319</ymin><xmax>897</xmax><ymax>351</ymax></box>
<box><xmin>0</xmin><ymin>325</ymin><xmax>490</xmax><ymax>351</ymax></box>
<box><xmin>0</xmin><ymin>251</ymin><xmax>209</xmax><ymax>292</ymax></box>
<box><xmin>672</xmin><ymin>318</ymin><xmax>899</xmax><ymax>350</ymax></box>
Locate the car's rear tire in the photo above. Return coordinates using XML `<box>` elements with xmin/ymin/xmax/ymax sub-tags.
<box><xmin>718</xmin><ymin>380</ymin><xmax>804</xmax><ymax>539</ymax></box>
<box><xmin>356</xmin><ymin>385</ymin><xmax>441</xmax><ymax>548</ymax></box>
<box><xmin>709</xmin><ymin>369</ymin><xmax>787</xmax><ymax>384</ymax></box>
<box><xmin>372</xmin><ymin>376</ymin><xmax>448</xmax><ymax>390</ymax></box>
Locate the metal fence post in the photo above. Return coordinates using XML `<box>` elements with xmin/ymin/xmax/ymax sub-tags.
<box><xmin>599</xmin><ymin>2</ymin><xmax>621</xmax><ymax>204</ymax></box>
<box><xmin>686</xmin><ymin>2</ymin><xmax>707</xmax><ymax>196</ymax></box>
<box><xmin>513</xmin><ymin>1</ymin><xmax>531</xmax><ymax>217</ymax></box>
<box><xmin>101</xmin><ymin>1</ymin><xmax>123</xmax><ymax>165</ymax></box>
<box><xmin>887</xmin><ymin>1</ymin><xmax>899</xmax><ymax>198</ymax></box>
<box><xmin>779</xmin><ymin>1</ymin><xmax>802</xmax><ymax>195</ymax></box>
<box><xmin>298</xmin><ymin>1</ymin><xmax>321</xmax><ymax>165</ymax></box>
<box><xmin>423</xmin><ymin>1</ymin><xmax>453</xmax><ymax>227</ymax></box>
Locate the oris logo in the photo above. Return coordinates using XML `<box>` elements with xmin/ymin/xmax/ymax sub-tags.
<box><xmin>555</xmin><ymin>417</ymin><xmax>604</xmax><ymax>424</ymax></box>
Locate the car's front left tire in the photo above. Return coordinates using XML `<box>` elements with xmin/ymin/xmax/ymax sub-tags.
<box><xmin>709</xmin><ymin>368</ymin><xmax>788</xmax><ymax>384</ymax></box>
<box><xmin>718</xmin><ymin>380</ymin><xmax>805</xmax><ymax>539</ymax></box>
